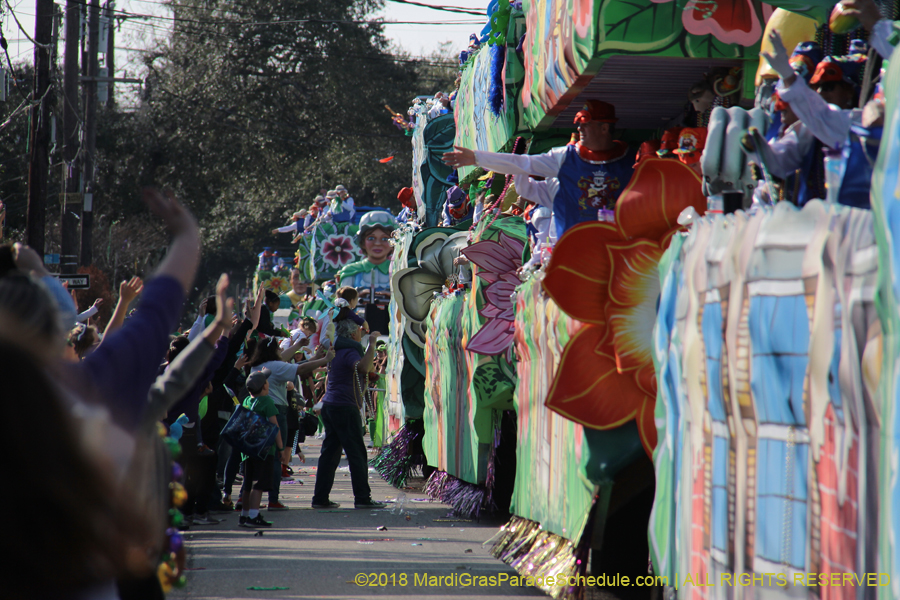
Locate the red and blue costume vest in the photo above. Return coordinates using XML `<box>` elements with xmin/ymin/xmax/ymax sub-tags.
<box><xmin>554</xmin><ymin>143</ymin><xmax>633</xmax><ymax>239</ymax></box>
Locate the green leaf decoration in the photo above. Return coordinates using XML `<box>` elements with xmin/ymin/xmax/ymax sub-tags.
<box><xmin>597</xmin><ymin>0</ymin><xmax>683</xmax><ymax>56</ymax></box>
<box><xmin>684</xmin><ymin>31</ymin><xmax>744</xmax><ymax>59</ymax></box>
<box><xmin>472</xmin><ymin>360</ymin><xmax>515</xmax><ymax>410</ymax></box>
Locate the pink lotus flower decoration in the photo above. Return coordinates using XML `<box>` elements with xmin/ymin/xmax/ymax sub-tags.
<box><xmin>461</xmin><ymin>232</ymin><xmax>525</xmax><ymax>356</ymax></box>
<box><xmin>320</xmin><ymin>234</ymin><xmax>356</xmax><ymax>268</ymax></box>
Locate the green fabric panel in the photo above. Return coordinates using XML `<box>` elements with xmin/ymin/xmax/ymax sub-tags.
<box><xmin>372</xmin><ymin>374</ymin><xmax>388</xmax><ymax>447</ymax></box>
<box><xmin>411</xmin><ymin>112</ymin><xmax>456</xmax><ymax>228</ymax></box>
<box><xmin>423</xmin><ymin>293</ymin><xmax>481</xmax><ymax>483</ymax></box>
<box><xmin>455</xmin><ymin>7</ymin><xmax>527</xmax><ymax>182</ymax></box>
<box><xmin>387</xmin><ymin>227</ymin><xmax>418</xmax><ymax>422</ymax></box>
<box><xmin>510</xmin><ymin>275</ymin><xmax>594</xmax><ymax>543</ymax></box>
<box><xmin>400</xmin><ymin>358</ymin><xmax>425</xmax><ymax>420</ymax></box>
<box><xmin>301</xmin><ymin>299</ymin><xmax>328</xmax><ymax>318</ymax></box>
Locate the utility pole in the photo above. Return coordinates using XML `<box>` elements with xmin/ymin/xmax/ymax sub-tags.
<box><xmin>105</xmin><ymin>1</ymin><xmax>114</xmax><ymax>107</ymax></box>
<box><xmin>25</xmin><ymin>0</ymin><xmax>56</xmax><ymax>257</ymax></box>
<box><xmin>80</xmin><ymin>0</ymin><xmax>100</xmax><ymax>266</ymax></box>
<box><xmin>61</xmin><ymin>0</ymin><xmax>82</xmax><ymax>273</ymax></box>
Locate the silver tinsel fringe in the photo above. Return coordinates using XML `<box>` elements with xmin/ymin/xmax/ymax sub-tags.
<box><xmin>486</xmin><ymin>515</ymin><xmax>589</xmax><ymax>600</ymax></box>
<box><xmin>424</xmin><ymin>470</ymin><xmax>493</xmax><ymax>519</ymax></box>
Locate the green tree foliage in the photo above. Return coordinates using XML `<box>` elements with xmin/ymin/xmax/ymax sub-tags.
<box><xmin>1</xmin><ymin>63</ymin><xmax>40</xmax><ymax>238</ymax></box>
<box><xmin>93</xmin><ymin>0</ymin><xmax>453</xmax><ymax>296</ymax></box>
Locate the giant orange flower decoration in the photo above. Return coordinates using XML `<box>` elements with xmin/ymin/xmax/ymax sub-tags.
<box><xmin>542</xmin><ymin>158</ymin><xmax>705</xmax><ymax>456</ymax></box>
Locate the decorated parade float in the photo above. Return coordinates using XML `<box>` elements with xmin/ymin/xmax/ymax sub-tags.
<box><xmin>257</xmin><ymin>0</ymin><xmax>900</xmax><ymax>597</ymax></box>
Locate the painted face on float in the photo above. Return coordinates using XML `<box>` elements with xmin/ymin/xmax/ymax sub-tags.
<box><xmin>363</xmin><ymin>227</ymin><xmax>392</xmax><ymax>264</ymax></box>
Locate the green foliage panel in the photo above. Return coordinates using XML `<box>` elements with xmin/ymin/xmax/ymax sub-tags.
<box><xmin>510</xmin><ymin>275</ymin><xmax>594</xmax><ymax>542</ymax></box>
<box><xmin>412</xmin><ymin>112</ymin><xmax>456</xmax><ymax>228</ymax></box>
<box><xmin>420</xmin><ymin>217</ymin><xmax>525</xmax><ymax>484</ymax></box>
<box><xmin>456</xmin><ymin>9</ymin><xmax>527</xmax><ymax>183</ymax></box>
<box><xmin>423</xmin><ymin>293</ymin><xmax>487</xmax><ymax>484</ymax></box>
<box><xmin>89</xmin><ymin>0</ymin><xmax>424</xmax><ymax>299</ymax></box>
<box><xmin>387</xmin><ymin>226</ymin><xmax>418</xmax><ymax>420</ymax></box>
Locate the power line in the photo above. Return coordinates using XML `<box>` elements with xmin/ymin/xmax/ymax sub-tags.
<box><xmin>57</xmin><ymin>0</ymin><xmax>484</xmax><ymax>28</ymax></box>
<box><xmin>385</xmin><ymin>0</ymin><xmax>486</xmax><ymax>16</ymax></box>
<box><xmin>5</xmin><ymin>2</ymin><xmax>466</xmax><ymax>65</ymax></box>
<box><xmin>129</xmin><ymin>0</ymin><xmax>487</xmax><ymax>16</ymax></box>
<box><xmin>3</xmin><ymin>0</ymin><xmax>51</xmax><ymax>48</ymax></box>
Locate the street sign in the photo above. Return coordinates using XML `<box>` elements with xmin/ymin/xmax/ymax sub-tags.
<box><xmin>57</xmin><ymin>274</ymin><xmax>91</xmax><ymax>289</ymax></box>
<box><xmin>43</xmin><ymin>253</ymin><xmax>60</xmax><ymax>265</ymax></box>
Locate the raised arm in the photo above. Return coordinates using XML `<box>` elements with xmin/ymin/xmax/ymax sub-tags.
<box><xmin>248</xmin><ymin>286</ymin><xmax>264</xmax><ymax>331</ymax></box>
<box><xmin>763</xmin><ymin>30</ymin><xmax>852</xmax><ymax>149</ymax></box>
<box><xmin>356</xmin><ymin>331</ymin><xmax>380</xmax><ymax>374</ymax></box>
<box><xmin>142</xmin><ymin>188</ymin><xmax>201</xmax><ymax>294</ymax></box>
<box><xmin>103</xmin><ymin>277</ymin><xmax>143</xmax><ymax>339</ymax></box>
<box><xmin>443</xmin><ymin>145</ymin><xmax>566</xmax><ymax>178</ymax></box>
<box><xmin>202</xmin><ymin>274</ymin><xmax>234</xmax><ymax>345</ymax></box>
<box><xmin>296</xmin><ymin>347</ymin><xmax>335</xmax><ymax>377</ymax></box>
<box><xmin>281</xmin><ymin>335</ymin><xmax>309</xmax><ymax>361</ymax></box>
<box><xmin>513</xmin><ymin>175</ymin><xmax>557</xmax><ymax>209</ymax></box>
<box><xmin>76</xmin><ymin>298</ymin><xmax>103</xmax><ymax>323</ymax></box>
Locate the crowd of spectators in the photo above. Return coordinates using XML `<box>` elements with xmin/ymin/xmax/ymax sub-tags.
<box><xmin>0</xmin><ymin>188</ymin><xmax>385</xmax><ymax>600</ymax></box>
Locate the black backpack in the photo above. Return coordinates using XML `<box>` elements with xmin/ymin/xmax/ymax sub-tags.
<box><xmin>300</xmin><ymin>411</ymin><xmax>319</xmax><ymax>436</ymax></box>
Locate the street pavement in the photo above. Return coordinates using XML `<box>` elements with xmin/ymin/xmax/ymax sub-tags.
<box><xmin>169</xmin><ymin>437</ymin><xmax>546</xmax><ymax>600</ymax></box>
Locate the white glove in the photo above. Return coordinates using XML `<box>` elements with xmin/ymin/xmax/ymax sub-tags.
<box><xmin>760</xmin><ymin>30</ymin><xmax>796</xmax><ymax>83</ymax></box>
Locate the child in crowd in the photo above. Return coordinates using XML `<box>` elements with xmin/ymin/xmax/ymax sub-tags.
<box><xmin>239</xmin><ymin>368</ymin><xmax>285</xmax><ymax>528</ymax></box>
<box><xmin>66</xmin><ymin>323</ymin><xmax>99</xmax><ymax>360</ymax></box>
<box><xmin>314</xmin><ymin>286</ymin><xmax>366</xmax><ymax>349</ymax></box>
<box><xmin>279</xmin><ymin>316</ymin><xmax>317</xmax><ymax>357</ymax></box>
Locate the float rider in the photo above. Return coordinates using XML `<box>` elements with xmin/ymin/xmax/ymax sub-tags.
<box><xmin>443</xmin><ymin>99</ymin><xmax>634</xmax><ymax>239</ymax></box>
<box><xmin>762</xmin><ymin>0</ymin><xmax>896</xmax><ymax>208</ymax></box>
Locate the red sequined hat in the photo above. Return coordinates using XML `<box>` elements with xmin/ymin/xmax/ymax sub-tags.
<box><xmin>574</xmin><ymin>100</ymin><xmax>618</xmax><ymax>124</ymax></box>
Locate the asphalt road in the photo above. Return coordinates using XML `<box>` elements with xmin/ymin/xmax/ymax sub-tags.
<box><xmin>169</xmin><ymin>437</ymin><xmax>546</xmax><ymax>600</ymax></box>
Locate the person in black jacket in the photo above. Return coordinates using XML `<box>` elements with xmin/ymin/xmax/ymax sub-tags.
<box><xmin>256</xmin><ymin>290</ymin><xmax>285</xmax><ymax>338</ymax></box>
<box><xmin>201</xmin><ymin>301</ymin><xmax>263</xmax><ymax>510</ymax></box>
<box><xmin>202</xmin><ymin>293</ymin><xmax>264</xmax><ymax>512</ymax></box>
<box><xmin>221</xmin><ymin>349</ymin><xmax>254</xmax><ymax>509</ymax></box>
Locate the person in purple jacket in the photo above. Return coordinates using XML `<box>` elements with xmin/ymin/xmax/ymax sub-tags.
<box><xmin>311</xmin><ymin>314</ymin><xmax>385</xmax><ymax>509</ymax></box>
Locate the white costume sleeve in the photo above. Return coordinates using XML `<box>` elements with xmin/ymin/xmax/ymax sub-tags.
<box><xmin>472</xmin><ymin>203</ymin><xmax>484</xmax><ymax>224</ymax></box>
<box><xmin>473</xmin><ymin>146</ymin><xmax>568</xmax><ymax>178</ymax></box>
<box><xmin>441</xmin><ymin>201</ymin><xmax>452</xmax><ymax>226</ymax></box>
<box><xmin>275</xmin><ymin>223</ymin><xmax>297</xmax><ymax>233</ymax></box>
<box><xmin>758</xmin><ymin>122</ymin><xmax>815</xmax><ymax>179</ymax></box>
<box><xmin>870</xmin><ymin>19</ymin><xmax>897</xmax><ymax>61</ymax></box>
<box><xmin>76</xmin><ymin>304</ymin><xmax>99</xmax><ymax>322</ymax></box>
<box><xmin>344</xmin><ymin>197</ymin><xmax>356</xmax><ymax>220</ymax></box>
<box><xmin>187</xmin><ymin>313</ymin><xmax>206</xmax><ymax>342</ymax></box>
<box><xmin>778</xmin><ymin>78</ymin><xmax>852</xmax><ymax>150</ymax></box>
<box><xmin>531</xmin><ymin>206</ymin><xmax>554</xmax><ymax>245</ymax></box>
<box><xmin>513</xmin><ymin>174</ymin><xmax>558</xmax><ymax>209</ymax></box>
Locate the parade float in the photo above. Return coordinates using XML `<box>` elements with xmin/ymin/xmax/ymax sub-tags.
<box><xmin>372</xmin><ymin>0</ymin><xmax>900</xmax><ymax>598</ymax></box>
